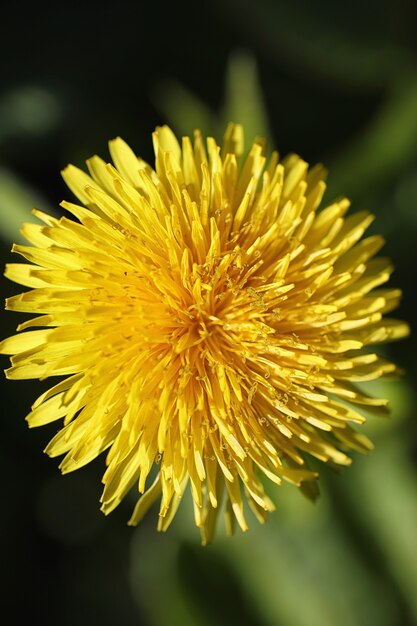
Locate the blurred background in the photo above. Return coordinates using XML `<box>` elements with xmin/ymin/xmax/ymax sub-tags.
<box><xmin>1</xmin><ymin>0</ymin><xmax>416</xmax><ymax>624</ymax></box>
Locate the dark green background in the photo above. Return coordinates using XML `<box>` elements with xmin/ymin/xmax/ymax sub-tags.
<box><xmin>1</xmin><ymin>1</ymin><xmax>416</xmax><ymax>625</ymax></box>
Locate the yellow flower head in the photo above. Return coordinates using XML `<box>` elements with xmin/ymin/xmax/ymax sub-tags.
<box><xmin>1</xmin><ymin>124</ymin><xmax>409</xmax><ymax>543</ymax></box>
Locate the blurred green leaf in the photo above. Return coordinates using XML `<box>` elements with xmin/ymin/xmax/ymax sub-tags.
<box><xmin>327</xmin><ymin>73</ymin><xmax>417</xmax><ymax>199</ymax></box>
<box><xmin>152</xmin><ymin>50</ymin><xmax>272</xmax><ymax>149</ymax></box>
<box><xmin>353</xmin><ymin>377</ymin><xmax>414</xmax><ymax>438</ymax></box>
<box><xmin>211</xmin><ymin>484</ymin><xmax>398</xmax><ymax>626</ymax></box>
<box><xmin>394</xmin><ymin>169</ymin><xmax>417</xmax><ymax>224</ymax></box>
<box><xmin>151</xmin><ymin>79</ymin><xmax>217</xmax><ymax>138</ymax></box>
<box><xmin>143</xmin><ymin>482</ymin><xmax>398</xmax><ymax>626</ymax></box>
<box><xmin>221</xmin><ymin>50</ymin><xmax>272</xmax><ymax>149</ymax></box>
<box><xmin>176</xmin><ymin>542</ymin><xmax>267</xmax><ymax>626</ymax></box>
<box><xmin>0</xmin><ymin>86</ymin><xmax>62</xmax><ymax>142</ymax></box>
<box><xmin>0</xmin><ymin>167</ymin><xmax>52</xmax><ymax>244</ymax></box>
<box><xmin>343</xmin><ymin>434</ymin><xmax>417</xmax><ymax>622</ymax></box>
<box><xmin>217</xmin><ymin>0</ymin><xmax>412</xmax><ymax>90</ymax></box>
<box><xmin>129</xmin><ymin>530</ymin><xmax>200</xmax><ymax>626</ymax></box>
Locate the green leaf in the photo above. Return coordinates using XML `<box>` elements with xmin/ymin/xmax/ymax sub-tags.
<box><xmin>0</xmin><ymin>168</ymin><xmax>53</xmax><ymax>244</ymax></box>
<box><xmin>327</xmin><ymin>73</ymin><xmax>417</xmax><ymax>199</ymax></box>
<box><xmin>221</xmin><ymin>50</ymin><xmax>273</xmax><ymax>150</ymax></box>
<box><xmin>151</xmin><ymin>79</ymin><xmax>217</xmax><ymax>138</ymax></box>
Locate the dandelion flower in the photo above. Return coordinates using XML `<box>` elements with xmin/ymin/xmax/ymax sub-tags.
<box><xmin>1</xmin><ymin>124</ymin><xmax>409</xmax><ymax>543</ymax></box>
